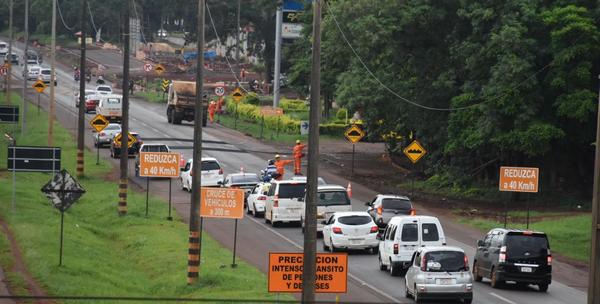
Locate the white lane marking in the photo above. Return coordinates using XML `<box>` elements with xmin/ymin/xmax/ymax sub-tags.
<box><xmin>490</xmin><ymin>292</ymin><xmax>518</xmax><ymax>304</ymax></box>
<box><xmin>245</xmin><ymin>216</ymin><xmax>402</xmax><ymax>303</ymax></box>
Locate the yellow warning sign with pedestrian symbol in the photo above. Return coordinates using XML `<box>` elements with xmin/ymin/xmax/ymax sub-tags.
<box><xmin>344</xmin><ymin>124</ymin><xmax>365</xmax><ymax>144</ymax></box>
<box><xmin>232</xmin><ymin>87</ymin><xmax>244</xmax><ymax>102</ymax></box>
<box><xmin>32</xmin><ymin>80</ymin><xmax>47</xmax><ymax>93</ymax></box>
<box><xmin>155</xmin><ymin>64</ymin><xmax>165</xmax><ymax>75</ymax></box>
<box><xmin>89</xmin><ymin>114</ymin><xmax>109</xmax><ymax>132</ymax></box>
<box><xmin>403</xmin><ymin>140</ymin><xmax>426</xmax><ymax>163</ymax></box>
<box><xmin>114</xmin><ymin>132</ymin><xmax>137</xmax><ymax>148</ymax></box>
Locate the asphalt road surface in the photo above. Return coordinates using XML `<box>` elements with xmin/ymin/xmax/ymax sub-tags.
<box><xmin>5</xmin><ymin>43</ymin><xmax>588</xmax><ymax>304</ymax></box>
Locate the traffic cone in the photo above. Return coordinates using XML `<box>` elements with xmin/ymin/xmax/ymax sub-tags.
<box><xmin>347</xmin><ymin>182</ymin><xmax>352</xmax><ymax>198</ymax></box>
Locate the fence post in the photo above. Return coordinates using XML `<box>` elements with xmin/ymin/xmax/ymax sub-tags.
<box><xmin>276</xmin><ymin>116</ymin><xmax>280</xmax><ymax>138</ymax></box>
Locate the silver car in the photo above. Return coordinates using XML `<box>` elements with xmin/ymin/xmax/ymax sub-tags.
<box><xmin>405</xmin><ymin>246</ymin><xmax>473</xmax><ymax>304</ymax></box>
<box><xmin>93</xmin><ymin>123</ymin><xmax>121</xmax><ymax>147</ymax></box>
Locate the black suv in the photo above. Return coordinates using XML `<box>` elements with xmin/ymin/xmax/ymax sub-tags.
<box><xmin>473</xmin><ymin>229</ymin><xmax>552</xmax><ymax>292</ymax></box>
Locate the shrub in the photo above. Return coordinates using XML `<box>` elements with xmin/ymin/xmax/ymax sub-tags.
<box><xmin>336</xmin><ymin>108</ymin><xmax>348</xmax><ymax>122</ymax></box>
<box><xmin>243</xmin><ymin>92</ymin><xmax>261</xmax><ymax>105</ymax></box>
<box><xmin>280</xmin><ymin>99</ymin><xmax>308</xmax><ymax>112</ymax></box>
<box><xmin>319</xmin><ymin>123</ymin><xmax>347</xmax><ymax>136</ymax></box>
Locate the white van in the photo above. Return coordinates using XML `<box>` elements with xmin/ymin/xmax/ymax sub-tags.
<box><xmin>264</xmin><ymin>180</ymin><xmax>306</xmax><ymax>227</ymax></box>
<box><xmin>96</xmin><ymin>94</ymin><xmax>122</xmax><ymax>122</ymax></box>
<box><xmin>378</xmin><ymin>215</ymin><xmax>446</xmax><ymax>276</ymax></box>
<box><xmin>301</xmin><ymin>185</ymin><xmax>352</xmax><ymax>233</ymax></box>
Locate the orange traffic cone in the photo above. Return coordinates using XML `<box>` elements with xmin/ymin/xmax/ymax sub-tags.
<box><xmin>347</xmin><ymin>182</ymin><xmax>352</xmax><ymax>198</ymax></box>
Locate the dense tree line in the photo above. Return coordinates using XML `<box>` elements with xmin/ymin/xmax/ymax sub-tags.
<box><xmin>288</xmin><ymin>0</ymin><xmax>599</xmax><ymax>197</ymax></box>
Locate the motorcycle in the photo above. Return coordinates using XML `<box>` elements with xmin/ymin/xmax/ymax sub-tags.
<box><xmin>260</xmin><ymin>160</ymin><xmax>280</xmax><ymax>182</ymax></box>
<box><xmin>85</xmin><ymin>74</ymin><xmax>91</xmax><ymax>83</ymax></box>
<box><xmin>74</xmin><ymin>72</ymin><xmax>80</xmax><ymax>82</ymax></box>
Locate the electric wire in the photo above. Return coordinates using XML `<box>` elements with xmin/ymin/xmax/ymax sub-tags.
<box><xmin>87</xmin><ymin>1</ymin><xmax>99</xmax><ymax>35</ymax></box>
<box><xmin>324</xmin><ymin>1</ymin><xmax>557</xmax><ymax>112</ymax></box>
<box><xmin>56</xmin><ymin>0</ymin><xmax>75</xmax><ymax>31</ymax></box>
<box><xmin>132</xmin><ymin>0</ymin><xmax>147</xmax><ymax>43</ymax></box>
<box><xmin>205</xmin><ymin>1</ymin><xmax>249</xmax><ymax>92</ymax></box>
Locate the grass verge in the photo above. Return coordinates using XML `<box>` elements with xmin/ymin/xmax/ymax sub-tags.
<box><xmin>0</xmin><ymin>92</ymin><xmax>289</xmax><ymax>303</ymax></box>
<box><xmin>458</xmin><ymin>215</ymin><xmax>590</xmax><ymax>263</ymax></box>
<box><xmin>133</xmin><ymin>91</ymin><xmax>165</xmax><ymax>104</ymax></box>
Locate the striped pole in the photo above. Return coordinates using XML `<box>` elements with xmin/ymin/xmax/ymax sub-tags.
<box><xmin>187</xmin><ymin>231</ymin><xmax>200</xmax><ymax>284</ymax></box>
<box><xmin>118</xmin><ymin>178</ymin><xmax>128</xmax><ymax>215</ymax></box>
<box><xmin>118</xmin><ymin>0</ymin><xmax>130</xmax><ymax>216</ymax></box>
<box><xmin>76</xmin><ymin>150</ymin><xmax>84</xmax><ymax>177</ymax></box>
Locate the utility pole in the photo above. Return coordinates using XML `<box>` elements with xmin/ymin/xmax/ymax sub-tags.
<box><xmin>235</xmin><ymin>0</ymin><xmax>241</xmax><ymax>76</ymax></box>
<box><xmin>118</xmin><ymin>0</ymin><xmax>131</xmax><ymax>216</ymax></box>
<box><xmin>76</xmin><ymin>0</ymin><xmax>87</xmax><ymax>178</ymax></box>
<box><xmin>272</xmin><ymin>1</ymin><xmax>283</xmax><ymax>108</ymax></box>
<box><xmin>21</xmin><ymin>0</ymin><xmax>28</xmax><ymax>135</ymax></box>
<box><xmin>49</xmin><ymin>0</ymin><xmax>56</xmax><ymax>146</ymax></box>
<box><xmin>187</xmin><ymin>0</ymin><xmax>205</xmax><ymax>285</ymax></box>
<box><xmin>5</xmin><ymin>0</ymin><xmax>13</xmax><ymax>105</ymax></box>
<box><xmin>588</xmin><ymin>75</ymin><xmax>600</xmax><ymax>304</ymax></box>
<box><xmin>301</xmin><ymin>0</ymin><xmax>322</xmax><ymax>302</ymax></box>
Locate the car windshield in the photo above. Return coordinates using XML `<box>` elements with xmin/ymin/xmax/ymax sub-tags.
<box><xmin>278</xmin><ymin>183</ymin><xmax>306</xmax><ymax>199</ymax></box>
<box><xmin>106</xmin><ymin>125</ymin><xmax>120</xmax><ymax>131</ymax></box>
<box><xmin>0</xmin><ymin>43</ymin><xmax>6</xmax><ymax>48</ymax></box>
<box><xmin>41</xmin><ymin>70</ymin><xmax>50</xmax><ymax>75</ymax></box>
<box><xmin>144</xmin><ymin>145</ymin><xmax>168</xmax><ymax>152</ymax></box>
<box><xmin>201</xmin><ymin>161</ymin><xmax>220</xmax><ymax>171</ymax></box>
<box><xmin>424</xmin><ymin>251</ymin><xmax>467</xmax><ymax>272</ymax></box>
<box><xmin>506</xmin><ymin>234</ymin><xmax>549</xmax><ymax>259</ymax></box>
<box><xmin>317</xmin><ymin>191</ymin><xmax>350</xmax><ymax>206</ymax></box>
<box><xmin>98</xmin><ymin>87</ymin><xmax>111</xmax><ymax>92</ymax></box>
<box><xmin>231</xmin><ymin>175</ymin><xmax>259</xmax><ymax>184</ymax></box>
<box><xmin>382</xmin><ymin>198</ymin><xmax>412</xmax><ymax>210</ymax></box>
<box><xmin>337</xmin><ymin>215</ymin><xmax>371</xmax><ymax>226</ymax></box>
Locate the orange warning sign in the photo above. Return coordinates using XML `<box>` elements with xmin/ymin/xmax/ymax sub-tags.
<box><xmin>268</xmin><ymin>252</ymin><xmax>348</xmax><ymax>293</ymax></box>
<box><xmin>499</xmin><ymin>166</ymin><xmax>539</xmax><ymax>193</ymax></box>
<box><xmin>139</xmin><ymin>152</ymin><xmax>180</xmax><ymax>178</ymax></box>
<box><xmin>200</xmin><ymin>187</ymin><xmax>245</xmax><ymax>219</ymax></box>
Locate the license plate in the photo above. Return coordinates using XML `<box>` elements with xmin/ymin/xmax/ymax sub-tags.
<box><xmin>349</xmin><ymin>238</ymin><xmax>363</xmax><ymax>244</ymax></box>
<box><xmin>437</xmin><ymin>278</ymin><xmax>454</xmax><ymax>285</ymax></box>
<box><xmin>521</xmin><ymin>267</ymin><xmax>533</xmax><ymax>273</ymax></box>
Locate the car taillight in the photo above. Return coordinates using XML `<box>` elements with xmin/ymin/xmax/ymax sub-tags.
<box><xmin>370</xmin><ymin>226</ymin><xmax>378</xmax><ymax>233</ymax></box>
<box><xmin>499</xmin><ymin>246</ymin><xmax>507</xmax><ymax>263</ymax></box>
<box><xmin>393</xmin><ymin>243</ymin><xmax>399</xmax><ymax>255</ymax></box>
<box><xmin>464</xmin><ymin>254</ymin><xmax>469</xmax><ymax>271</ymax></box>
<box><xmin>257</xmin><ymin>196</ymin><xmax>267</xmax><ymax>201</ymax></box>
<box><xmin>410</xmin><ymin>208</ymin><xmax>416</xmax><ymax>216</ymax></box>
<box><xmin>332</xmin><ymin>227</ymin><xmax>343</xmax><ymax>234</ymax></box>
<box><xmin>274</xmin><ymin>195</ymin><xmax>279</xmax><ymax>207</ymax></box>
<box><xmin>377</xmin><ymin>207</ymin><xmax>383</xmax><ymax>215</ymax></box>
<box><xmin>219</xmin><ymin>168</ymin><xmax>223</xmax><ymax>175</ymax></box>
<box><xmin>547</xmin><ymin>249</ymin><xmax>552</xmax><ymax>265</ymax></box>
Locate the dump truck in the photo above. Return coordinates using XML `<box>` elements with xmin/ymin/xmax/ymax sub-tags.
<box><xmin>166</xmin><ymin>81</ymin><xmax>209</xmax><ymax>126</ymax></box>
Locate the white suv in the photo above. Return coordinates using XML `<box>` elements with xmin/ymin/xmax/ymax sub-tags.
<box><xmin>180</xmin><ymin>157</ymin><xmax>224</xmax><ymax>190</ymax></box>
<box><xmin>301</xmin><ymin>185</ymin><xmax>352</xmax><ymax>233</ymax></box>
<box><xmin>264</xmin><ymin>180</ymin><xmax>306</xmax><ymax>227</ymax></box>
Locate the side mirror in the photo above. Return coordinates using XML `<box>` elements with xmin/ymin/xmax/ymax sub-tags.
<box><xmin>477</xmin><ymin>240</ymin><xmax>484</xmax><ymax>247</ymax></box>
<box><xmin>365</xmin><ymin>202</ymin><xmax>372</xmax><ymax>207</ymax></box>
<box><xmin>320</xmin><ymin>220</ymin><xmax>327</xmax><ymax>225</ymax></box>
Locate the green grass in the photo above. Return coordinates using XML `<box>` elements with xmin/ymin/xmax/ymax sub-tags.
<box><xmin>458</xmin><ymin>215</ymin><xmax>591</xmax><ymax>263</ymax></box>
<box><xmin>134</xmin><ymin>91</ymin><xmax>166</xmax><ymax>103</ymax></box>
<box><xmin>0</xmin><ymin>93</ymin><xmax>290</xmax><ymax>303</ymax></box>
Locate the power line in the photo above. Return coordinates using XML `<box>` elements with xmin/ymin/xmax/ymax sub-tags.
<box><xmin>324</xmin><ymin>1</ymin><xmax>557</xmax><ymax>112</ymax></box>
<box><xmin>87</xmin><ymin>1</ymin><xmax>99</xmax><ymax>35</ymax></box>
<box><xmin>132</xmin><ymin>0</ymin><xmax>147</xmax><ymax>43</ymax></box>
<box><xmin>205</xmin><ymin>1</ymin><xmax>249</xmax><ymax>92</ymax></box>
<box><xmin>56</xmin><ymin>0</ymin><xmax>75</xmax><ymax>31</ymax></box>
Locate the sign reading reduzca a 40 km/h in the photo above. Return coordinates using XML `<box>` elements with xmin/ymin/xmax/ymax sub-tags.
<box><xmin>139</xmin><ymin>152</ymin><xmax>180</xmax><ymax>178</ymax></box>
<box><xmin>200</xmin><ymin>188</ymin><xmax>245</xmax><ymax>219</ymax></box>
<box><xmin>499</xmin><ymin>166</ymin><xmax>539</xmax><ymax>193</ymax></box>
<box><xmin>268</xmin><ymin>253</ymin><xmax>348</xmax><ymax>293</ymax></box>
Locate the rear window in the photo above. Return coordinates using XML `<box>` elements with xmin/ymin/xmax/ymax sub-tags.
<box><xmin>107</xmin><ymin>98</ymin><xmax>120</xmax><ymax>104</ymax></box>
<box><xmin>382</xmin><ymin>198</ymin><xmax>412</xmax><ymax>210</ymax></box>
<box><xmin>231</xmin><ymin>175</ymin><xmax>259</xmax><ymax>184</ymax></box>
<box><xmin>98</xmin><ymin>87</ymin><xmax>111</xmax><ymax>92</ymax></box>
<box><xmin>422</xmin><ymin>223</ymin><xmax>440</xmax><ymax>242</ymax></box>
<box><xmin>201</xmin><ymin>161</ymin><xmax>220</xmax><ymax>171</ymax></box>
<box><xmin>0</xmin><ymin>43</ymin><xmax>6</xmax><ymax>48</ymax></box>
<box><xmin>41</xmin><ymin>70</ymin><xmax>51</xmax><ymax>75</ymax></box>
<box><xmin>506</xmin><ymin>234</ymin><xmax>549</xmax><ymax>258</ymax></box>
<box><xmin>424</xmin><ymin>251</ymin><xmax>467</xmax><ymax>272</ymax></box>
<box><xmin>106</xmin><ymin>125</ymin><xmax>120</xmax><ymax>130</ymax></box>
<box><xmin>317</xmin><ymin>191</ymin><xmax>350</xmax><ymax>206</ymax></box>
<box><xmin>277</xmin><ymin>183</ymin><xmax>306</xmax><ymax>199</ymax></box>
<box><xmin>144</xmin><ymin>145</ymin><xmax>169</xmax><ymax>152</ymax></box>
<box><xmin>401</xmin><ymin>223</ymin><xmax>418</xmax><ymax>242</ymax></box>
<box><xmin>337</xmin><ymin>215</ymin><xmax>372</xmax><ymax>226</ymax></box>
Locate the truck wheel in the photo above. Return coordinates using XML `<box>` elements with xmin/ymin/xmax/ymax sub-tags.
<box><xmin>173</xmin><ymin>111</ymin><xmax>183</xmax><ymax>124</ymax></box>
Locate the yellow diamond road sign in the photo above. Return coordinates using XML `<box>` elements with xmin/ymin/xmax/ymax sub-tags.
<box><xmin>89</xmin><ymin>114</ymin><xmax>109</xmax><ymax>132</ymax></box>
<box><xmin>403</xmin><ymin>140</ymin><xmax>426</xmax><ymax>163</ymax></box>
<box><xmin>344</xmin><ymin>124</ymin><xmax>365</xmax><ymax>144</ymax></box>
<box><xmin>232</xmin><ymin>87</ymin><xmax>244</xmax><ymax>102</ymax></box>
<box><xmin>114</xmin><ymin>132</ymin><xmax>136</xmax><ymax>148</ymax></box>
<box><xmin>155</xmin><ymin>64</ymin><xmax>165</xmax><ymax>75</ymax></box>
<box><xmin>32</xmin><ymin>80</ymin><xmax>47</xmax><ymax>93</ymax></box>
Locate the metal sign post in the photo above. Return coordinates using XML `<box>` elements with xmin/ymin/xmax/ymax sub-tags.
<box><xmin>232</xmin><ymin>219</ymin><xmax>238</xmax><ymax>268</ymax></box>
<box><xmin>90</xmin><ymin>114</ymin><xmax>109</xmax><ymax>166</ymax></box>
<box><xmin>167</xmin><ymin>178</ymin><xmax>173</xmax><ymax>221</ymax></box>
<box><xmin>344</xmin><ymin>124</ymin><xmax>365</xmax><ymax>176</ymax></box>
<box><xmin>498</xmin><ymin>166</ymin><xmax>539</xmax><ymax>228</ymax></box>
<box><xmin>139</xmin><ymin>152</ymin><xmax>180</xmax><ymax>218</ymax></box>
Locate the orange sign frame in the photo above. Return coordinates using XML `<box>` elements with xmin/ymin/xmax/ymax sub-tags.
<box><xmin>139</xmin><ymin>152</ymin><xmax>180</xmax><ymax>178</ymax></box>
<box><xmin>200</xmin><ymin>187</ymin><xmax>245</xmax><ymax>219</ymax></box>
<box><xmin>499</xmin><ymin>166</ymin><xmax>539</xmax><ymax>193</ymax></box>
<box><xmin>268</xmin><ymin>252</ymin><xmax>348</xmax><ymax>293</ymax></box>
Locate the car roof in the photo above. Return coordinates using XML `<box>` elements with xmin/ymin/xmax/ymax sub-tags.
<box><xmin>187</xmin><ymin>157</ymin><xmax>219</xmax><ymax>163</ymax></box>
<box><xmin>489</xmin><ymin>228</ymin><xmax>547</xmax><ymax>236</ymax></box>
<box><xmin>378</xmin><ymin>194</ymin><xmax>410</xmax><ymax>200</ymax></box>
<box><xmin>141</xmin><ymin>143</ymin><xmax>169</xmax><ymax>147</ymax></box>
<box><xmin>317</xmin><ymin>185</ymin><xmax>346</xmax><ymax>191</ymax></box>
<box><xmin>333</xmin><ymin>211</ymin><xmax>371</xmax><ymax>218</ymax></box>
<box><xmin>273</xmin><ymin>179</ymin><xmax>306</xmax><ymax>185</ymax></box>
<box><xmin>388</xmin><ymin>215</ymin><xmax>440</xmax><ymax>224</ymax></box>
<box><xmin>227</xmin><ymin>173</ymin><xmax>258</xmax><ymax>177</ymax></box>
<box><xmin>418</xmin><ymin>246</ymin><xmax>464</xmax><ymax>254</ymax></box>
<box><xmin>101</xmin><ymin>94</ymin><xmax>122</xmax><ymax>98</ymax></box>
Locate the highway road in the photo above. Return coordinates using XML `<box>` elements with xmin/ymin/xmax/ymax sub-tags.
<box><xmin>6</xmin><ymin>43</ymin><xmax>589</xmax><ymax>304</ymax></box>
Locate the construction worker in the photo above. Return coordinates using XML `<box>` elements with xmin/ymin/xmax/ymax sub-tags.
<box><xmin>208</xmin><ymin>101</ymin><xmax>217</xmax><ymax>123</ymax></box>
<box><xmin>274</xmin><ymin>154</ymin><xmax>293</xmax><ymax>180</ymax></box>
<box><xmin>293</xmin><ymin>139</ymin><xmax>306</xmax><ymax>175</ymax></box>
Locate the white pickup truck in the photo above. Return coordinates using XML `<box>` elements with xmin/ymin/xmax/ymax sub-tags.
<box><xmin>96</xmin><ymin>94</ymin><xmax>122</xmax><ymax>122</ymax></box>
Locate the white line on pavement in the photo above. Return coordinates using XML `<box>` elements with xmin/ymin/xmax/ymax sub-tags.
<box><xmin>245</xmin><ymin>216</ymin><xmax>402</xmax><ymax>303</ymax></box>
<box><xmin>490</xmin><ymin>292</ymin><xmax>518</xmax><ymax>304</ymax></box>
